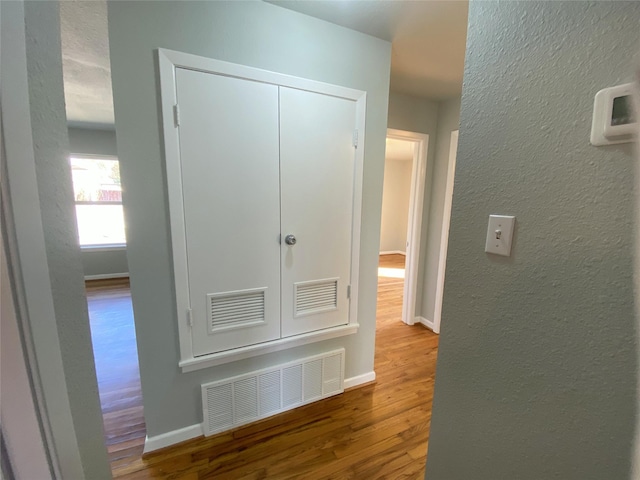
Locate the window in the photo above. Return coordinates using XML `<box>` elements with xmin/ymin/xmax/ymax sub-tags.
<box><xmin>70</xmin><ymin>156</ymin><xmax>126</xmax><ymax>247</ymax></box>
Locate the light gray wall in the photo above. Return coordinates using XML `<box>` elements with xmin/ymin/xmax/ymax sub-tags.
<box><xmin>380</xmin><ymin>158</ymin><xmax>412</xmax><ymax>253</ymax></box>
<box><xmin>68</xmin><ymin>127</ymin><xmax>129</xmax><ymax>278</ymax></box>
<box><xmin>420</xmin><ymin>97</ymin><xmax>461</xmax><ymax>322</ymax></box>
<box><xmin>387</xmin><ymin>91</ymin><xmax>439</xmax><ymax>313</ymax></box>
<box><xmin>108</xmin><ymin>0</ymin><xmax>391</xmax><ymax>438</ymax></box>
<box><xmin>426</xmin><ymin>2</ymin><xmax>639</xmax><ymax>479</ymax></box>
<box><xmin>22</xmin><ymin>2</ymin><xmax>110</xmax><ymax>478</ymax></box>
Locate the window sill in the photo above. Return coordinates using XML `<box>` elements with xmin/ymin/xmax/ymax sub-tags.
<box><xmin>80</xmin><ymin>244</ymin><xmax>127</xmax><ymax>252</ymax></box>
<box><xmin>179</xmin><ymin>323</ymin><xmax>359</xmax><ymax>373</ymax></box>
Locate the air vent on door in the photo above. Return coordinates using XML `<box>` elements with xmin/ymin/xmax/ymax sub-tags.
<box><xmin>294</xmin><ymin>278</ymin><xmax>338</xmax><ymax>317</ymax></box>
<box><xmin>201</xmin><ymin>349</ymin><xmax>344</xmax><ymax>436</ymax></box>
<box><xmin>207</xmin><ymin>288</ymin><xmax>266</xmax><ymax>333</ymax></box>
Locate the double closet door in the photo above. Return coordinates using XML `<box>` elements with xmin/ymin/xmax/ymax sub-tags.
<box><xmin>174</xmin><ymin>67</ymin><xmax>358</xmax><ymax>357</ymax></box>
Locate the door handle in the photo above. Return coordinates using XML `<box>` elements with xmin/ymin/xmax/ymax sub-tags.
<box><xmin>284</xmin><ymin>234</ymin><xmax>297</xmax><ymax>246</ymax></box>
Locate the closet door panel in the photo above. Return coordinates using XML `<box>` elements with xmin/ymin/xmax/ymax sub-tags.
<box><xmin>175</xmin><ymin>68</ymin><xmax>281</xmax><ymax>356</ymax></box>
<box><xmin>279</xmin><ymin>87</ymin><xmax>357</xmax><ymax>337</ymax></box>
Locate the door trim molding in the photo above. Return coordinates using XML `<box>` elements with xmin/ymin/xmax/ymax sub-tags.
<box><xmin>180</xmin><ymin>323</ymin><xmax>359</xmax><ymax>372</ymax></box>
<box><xmin>1</xmin><ymin>1</ymin><xmax>84</xmax><ymax>476</ymax></box>
<box><xmin>385</xmin><ymin>129</ymin><xmax>429</xmax><ymax>327</ymax></box>
<box><xmin>157</xmin><ymin>48</ymin><xmax>366</xmax><ymax>365</ymax></box>
<box><xmin>433</xmin><ymin>130</ymin><xmax>459</xmax><ymax>334</ymax></box>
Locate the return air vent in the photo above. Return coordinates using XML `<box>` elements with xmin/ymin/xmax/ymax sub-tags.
<box><xmin>294</xmin><ymin>278</ymin><xmax>338</xmax><ymax>317</ymax></box>
<box><xmin>207</xmin><ymin>288</ymin><xmax>266</xmax><ymax>333</ymax></box>
<box><xmin>202</xmin><ymin>349</ymin><xmax>344</xmax><ymax>436</ymax></box>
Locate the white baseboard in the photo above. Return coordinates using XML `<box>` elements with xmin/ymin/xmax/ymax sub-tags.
<box><xmin>416</xmin><ymin>316</ymin><xmax>438</xmax><ymax>333</ymax></box>
<box><xmin>343</xmin><ymin>371</ymin><xmax>376</xmax><ymax>389</ymax></box>
<box><xmin>143</xmin><ymin>423</ymin><xmax>203</xmax><ymax>454</ymax></box>
<box><xmin>84</xmin><ymin>272</ymin><xmax>129</xmax><ymax>281</ymax></box>
<box><xmin>143</xmin><ymin>371</ymin><xmax>376</xmax><ymax>453</ymax></box>
<box><xmin>379</xmin><ymin>250</ymin><xmax>406</xmax><ymax>256</ymax></box>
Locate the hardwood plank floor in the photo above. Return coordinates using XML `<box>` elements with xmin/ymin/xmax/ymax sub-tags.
<box><xmin>85</xmin><ymin>279</ymin><xmax>146</xmax><ymax>461</ymax></box>
<box><xmin>88</xmin><ymin>254</ymin><xmax>438</xmax><ymax>479</ymax></box>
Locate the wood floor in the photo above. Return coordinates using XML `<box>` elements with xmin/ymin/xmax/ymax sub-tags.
<box><xmin>85</xmin><ymin>279</ymin><xmax>146</xmax><ymax>462</ymax></box>
<box><xmin>88</xmin><ymin>254</ymin><xmax>439</xmax><ymax>479</ymax></box>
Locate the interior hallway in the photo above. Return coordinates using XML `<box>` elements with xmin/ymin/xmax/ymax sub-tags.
<box><xmin>88</xmin><ymin>254</ymin><xmax>438</xmax><ymax>478</ymax></box>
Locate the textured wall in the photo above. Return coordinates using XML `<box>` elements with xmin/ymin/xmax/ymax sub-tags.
<box><xmin>380</xmin><ymin>159</ymin><xmax>412</xmax><ymax>252</ymax></box>
<box><xmin>109</xmin><ymin>0</ymin><xmax>390</xmax><ymax>437</ymax></box>
<box><xmin>426</xmin><ymin>2</ymin><xmax>639</xmax><ymax>479</ymax></box>
<box><xmin>23</xmin><ymin>2</ymin><xmax>110</xmax><ymax>478</ymax></box>
<box><xmin>421</xmin><ymin>97</ymin><xmax>460</xmax><ymax>322</ymax></box>
<box><xmin>68</xmin><ymin>127</ymin><xmax>129</xmax><ymax>278</ymax></box>
<box><xmin>387</xmin><ymin>91</ymin><xmax>439</xmax><ymax>314</ymax></box>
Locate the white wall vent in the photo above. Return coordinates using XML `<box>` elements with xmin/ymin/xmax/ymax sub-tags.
<box><xmin>207</xmin><ymin>287</ymin><xmax>266</xmax><ymax>333</ymax></box>
<box><xmin>294</xmin><ymin>278</ymin><xmax>338</xmax><ymax>317</ymax></box>
<box><xmin>202</xmin><ymin>348</ymin><xmax>344</xmax><ymax>436</ymax></box>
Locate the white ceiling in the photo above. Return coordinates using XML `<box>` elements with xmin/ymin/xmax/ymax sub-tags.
<box><xmin>60</xmin><ymin>0</ymin><xmax>114</xmax><ymax>128</ymax></box>
<box><xmin>269</xmin><ymin>0</ymin><xmax>468</xmax><ymax>98</ymax></box>
<box><xmin>385</xmin><ymin>138</ymin><xmax>414</xmax><ymax>162</ymax></box>
<box><xmin>58</xmin><ymin>1</ymin><xmax>468</xmax><ymax>127</ymax></box>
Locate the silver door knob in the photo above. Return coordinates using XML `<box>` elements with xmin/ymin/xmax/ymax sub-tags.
<box><xmin>284</xmin><ymin>234</ymin><xmax>297</xmax><ymax>246</ymax></box>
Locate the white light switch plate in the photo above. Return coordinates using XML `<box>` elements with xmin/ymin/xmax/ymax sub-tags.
<box><xmin>485</xmin><ymin>215</ymin><xmax>515</xmax><ymax>256</ymax></box>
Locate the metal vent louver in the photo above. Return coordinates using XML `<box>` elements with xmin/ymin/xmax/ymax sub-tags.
<box><xmin>205</xmin><ymin>383</ymin><xmax>233</xmax><ymax>433</ymax></box>
<box><xmin>282</xmin><ymin>365</ymin><xmax>303</xmax><ymax>408</ymax></box>
<box><xmin>234</xmin><ymin>377</ymin><xmax>258</xmax><ymax>424</ymax></box>
<box><xmin>303</xmin><ymin>359</ymin><xmax>323</xmax><ymax>401</ymax></box>
<box><xmin>207</xmin><ymin>288</ymin><xmax>266</xmax><ymax>333</ymax></box>
<box><xmin>201</xmin><ymin>349</ymin><xmax>345</xmax><ymax>436</ymax></box>
<box><xmin>294</xmin><ymin>279</ymin><xmax>338</xmax><ymax>317</ymax></box>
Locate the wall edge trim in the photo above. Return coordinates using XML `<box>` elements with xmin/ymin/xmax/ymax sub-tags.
<box><xmin>416</xmin><ymin>316</ymin><xmax>438</xmax><ymax>333</ymax></box>
<box><xmin>143</xmin><ymin>424</ymin><xmax>203</xmax><ymax>454</ymax></box>
<box><xmin>343</xmin><ymin>371</ymin><xmax>376</xmax><ymax>389</ymax></box>
<box><xmin>84</xmin><ymin>273</ymin><xmax>129</xmax><ymax>281</ymax></box>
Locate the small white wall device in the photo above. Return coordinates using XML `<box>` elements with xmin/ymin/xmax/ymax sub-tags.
<box><xmin>590</xmin><ymin>83</ymin><xmax>637</xmax><ymax>146</ymax></box>
<box><xmin>485</xmin><ymin>215</ymin><xmax>516</xmax><ymax>257</ymax></box>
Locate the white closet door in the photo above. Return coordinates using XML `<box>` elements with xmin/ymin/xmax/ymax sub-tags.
<box><xmin>279</xmin><ymin>87</ymin><xmax>357</xmax><ymax>337</ymax></box>
<box><xmin>175</xmin><ymin>68</ymin><xmax>281</xmax><ymax>356</ymax></box>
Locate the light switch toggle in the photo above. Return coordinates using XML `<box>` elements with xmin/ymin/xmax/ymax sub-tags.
<box><xmin>485</xmin><ymin>215</ymin><xmax>515</xmax><ymax>256</ymax></box>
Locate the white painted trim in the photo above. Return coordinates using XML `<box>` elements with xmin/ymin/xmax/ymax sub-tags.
<box><xmin>69</xmin><ymin>153</ymin><xmax>119</xmax><ymax>161</ymax></box>
<box><xmin>80</xmin><ymin>244</ymin><xmax>126</xmax><ymax>252</ymax></box>
<box><xmin>180</xmin><ymin>323</ymin><xmax>359</xmax><ymax>372</ymax></box>
<box><xmin>1</xmin><ymin>2</ymin><xmax>83</xmax><ymax>476</ymax></box>
<box><xmin>386</xmin><ymin>129</ymin><xmax>429</xmax><ymax>327</ymax></box>
<box><xmin>84</xmin><ymin>273</ymin><xmax>130</xmax><ymax>281</ymax></box>
<box><xmin>349</xmin><ymin>93</ymin><xmax>367</xmax><ymax>339</ymax></box>
<box><xmin>158</xmin><ymin>48</ymin><xmax>366</xmax><ymax>366</ymax></box>
<box><xmin>343</xmin><ymin>371</ymin><xmax>376</xmax><ymax>389</ymax></box>
<box><xmin>158</xmin><ymin>48</ymin><xmax>366</xmax><ymax>101</ymax></box>
<box><xmin>433</xmin><ymin>130</ymin><xmax>459</xmax><ymax>335</ymax></box>
<box><xmin>143</xmin><ymin>424</ymin><xmax>203</xmax><ymax>454</ymax></box>
<box><xmin>415</xmin><ymin>316</ymin><xmax>436</xmax><ymax>332</ymax></box>
<box><xmin>379</xmin><ymin>250</ymin><xmax>406</xmax><ymax>256</ymax></box>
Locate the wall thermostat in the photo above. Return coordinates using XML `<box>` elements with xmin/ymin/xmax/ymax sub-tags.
<box><xmin>590</xmin><ymin>83</ymin><xmax>637</xmax><ymax>146</ymax></box>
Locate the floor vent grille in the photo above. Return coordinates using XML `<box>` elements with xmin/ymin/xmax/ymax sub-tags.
<box><xmin>202</xmin><ymin>349</ymin><xmax>345</xmax><ymax>436</ymax></box>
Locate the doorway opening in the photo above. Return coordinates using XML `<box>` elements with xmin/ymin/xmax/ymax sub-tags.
<box><xmin>68</xmin><ymin>156</ymin><xmax>145</xmax><ymax>465</ymax></box>
<box><xmin>83</xmin><ymin>279</ymin><xmax>145</xmax><ymax>464</ymax></box>
<box><xmin>379</xmin><ymin>129</ymin><xmax>428</xmax><ymax>326</ymax></box>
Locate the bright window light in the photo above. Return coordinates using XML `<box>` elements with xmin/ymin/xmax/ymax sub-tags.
<box><xmin>377</xmin><ymin>267</ymin><xmax>405</xmax><ymax>279</ymax></box>
<box><xmin>70</xmin><ymin>156</ymin><xmax>126</xmax><ymax>247</ymax></box>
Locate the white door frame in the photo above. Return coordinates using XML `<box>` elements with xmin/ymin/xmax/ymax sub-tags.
<box><xmin>433</xmin><ymin>130</ymin><xmax>459</xmax><ymax>334</ymax></box>
<box><xmin>385</xmin><ymin>128</ymin><xmax>429</xmax><ymax>326</ymax></box>
<box><xmin>1</xmin><ymin>1</ymin><xmax>86</xmax><ymax>476</ymax></box>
